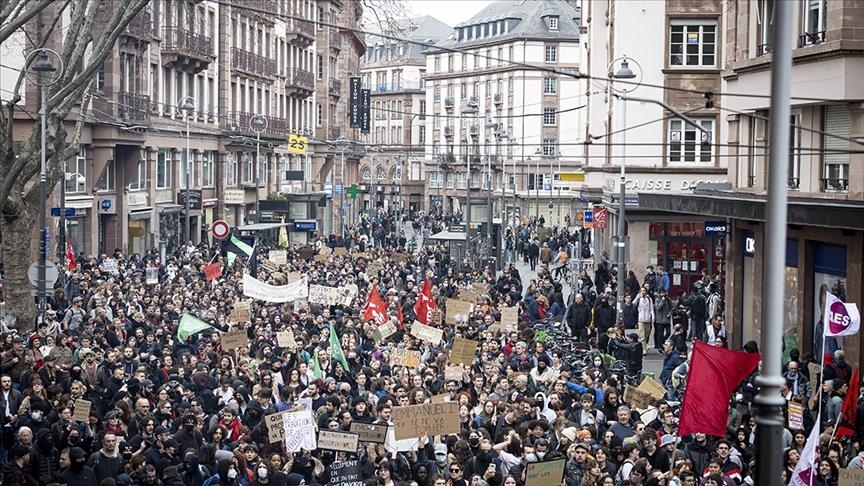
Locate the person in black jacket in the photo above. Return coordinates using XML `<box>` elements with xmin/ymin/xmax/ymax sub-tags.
<box><xmin>611</xmin><ymin>331</ymin><xmax>644</xmax><ymax>378</ymax></box>
<box><xmin>566</xmin><ymin>293</ymin><xmax>592</xmax><ymax>342</ymax></box>
<box><xmin>594</xmin><ymin>296</ymin><xmax>617</xmax><ymax>351</ymax></box>
<box><xmin>687</xmin><ymin>286</ymin><xmax>708</xmax><ymax>342</ymax></box>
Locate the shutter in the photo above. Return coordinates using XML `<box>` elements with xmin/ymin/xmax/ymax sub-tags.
<box><xmin>824</xmin><ymin>105</ymin><xmax>850</xmax><ymax>167</ymax></box>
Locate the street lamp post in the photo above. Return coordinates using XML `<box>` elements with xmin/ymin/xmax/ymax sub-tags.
<box><xmin>557</xmin><ymin>154</ymin><xmax>562</xmax><ymax>225</ymax></box>
<box><xmin>178</xmin><ymin>96</ymin><xmax>196</xmax><ymax>242</ymax></box>
<box><xmin>250</xmin><ymin>114</ymin><xmax>268</xmax><ymax>223</ymax></box>
<box><xmin>333</xmin><ymin>137</ymin><xmax>351</xmax><ymax>238</ymax></box>
<box><xmin>534</xmin><ymin>148</ymin><xmax>542</xmax><ymax>220</ymax></box>
<box><xmin>26</xmin><ymin>48</ymin><xmax>61</xmax><ymax>323</ymax></box>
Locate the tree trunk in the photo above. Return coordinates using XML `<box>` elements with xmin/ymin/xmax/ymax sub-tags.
<box><xmin>1</xmin><ymin>198</ymin><xmax>39</xmax><ymax>332</ymax></box>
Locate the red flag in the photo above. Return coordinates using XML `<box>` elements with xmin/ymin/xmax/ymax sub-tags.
<box><xmin>678</xmin><ymin>341</ymin><xmax>761</xmax><ymax>437</ymax></box>
<box><xmin>363</xmin><ymin>286</ymin><xmax>388</xmax><ymax>326</ymax></box>
<box><xmin>836</xmin><ymin>368</ymin><xmax>859</xmax><ymax>438</ymax></box>
<box><xmin>66</xmin><ymin>241</ymin><xmax>76</xmax><ymax>270</ymax></box>
<box><xmin>414</xmin><ymin>279</ymin><xmax>437</xmax><ymax>324</ymax></box>
<box><xmin>397</xmin><ymin>303</ymin><xmax>404</xmax><ymax>330</ymax></box>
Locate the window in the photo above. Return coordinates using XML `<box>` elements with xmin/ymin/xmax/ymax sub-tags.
<box><xmin>461</xmin><ymin>54</ymin><xmax>467</xmax><ymax>71</ymax></box>
<box><xmin>669</xmin><ymin>118</ymin><xmax>714</xmax><ymax>163</ymax></box>
<box><xmin>788</xmin><ymin>114</ymin><xmax>801</xmax><ymax>189</ymax></box>
<box><xmin>801</xmin><ymin>0</ymin><xmax>826</xmax><ymax>45</ymax></box>
<box><xmin>96</xmin><ymin>62</ymin><xmax>106</xmax><ymax>92</ymax></box>
<box><xmin>823</xmin><ymin>105</ymin><xmax>850</xmax><ymax>191</ymax></box>
<box><xmin>429</xmin><ymin>171</ymin><xmax>442</xmax><ymax>189</ymax></box>
<box><xmin>242</xmin><ymin>152</ymin><xmax>253</xmax><ymax>184</ymax></box>
<box><xmin>549</xmin><ymin>17</ymin><xmax>559</xmax><ymax>31</ymax></box>
<box><xmin>419</xmin><ymin>126</ymin><xmax>426</xmax><ymax>144</ymax></box>
<box><xmin>544</xmin><ymin>44</ymin><xmax>558</xmax><ymax>63</ymax></box>
<box><xmin>434</xmin><ymin>86</ymin><xmax>441</xmax><ymax>102</ymax></box>
<box><xmin>128</xmin><ymin>154</ymin><xmax>146</xmax><ymax>191</ymax></box>
<box><xmin>419</xmin><ymin>100</ymin><xmax>426</xmax><ymax>120</ymax></box>
<box><xmin>455</xmin><ymin>172</ymin><xmax>467</xmax><ymax>189</ymax></box>
<box><xmin>669</xmin><ymin>20</ymin><xmax>717</xmax><ymax>66</ymax></box>
<box><xmin>257</xmin><ymin>153</ymin><xmax>267</xmax><ymax>185</ymax></box>
<box><xmin>317</xmin><ymin>55</ymin><xmax>324</xmax><ymax>80</ymax></box>
<box><xmin>448</xmin><ymin>55</ymin><xmax>454</xmax><ymax>72</ymax></box>
<box><xmin>544</xmin><ymin>77</ymin><xmax>557</xmax><ymax>94</ymax></box>
<box><xmin>434</xmin><ymin>56</ymin><xmax>441</xmax><ymax>72</ymax></box>
<box><xmin>757</xmin><ymin>1</ymin><xmax>774</xmax><ymax>54</ymax></box>
<box><xmin>362</xmin><ymin>167</ymin><xmax>371</xmax><ymax>180</ymax></box>
<box><xmin>448</xmin><ymin>84</ymin><xmax>455</xmax><ymax>101</ymax></box>
<box><xmin>317</xmin><ymin>7</ymin><xmax>324</xmax><ymax>29</ymax></box>
<box><xmin>227</xmin><ymin>152</ymin><xmax>238</xmax><ymax>187</ymax></box>
<box><xmin>95</xmin><ymin>158</ymin><xmax>115</xmax><ymax>191</ymax></box>
<box><xmin>543</xmin><ymin>108</ymin><xmax>557</xmax><ymax>126</ymax></box>
<box><xmin>157</xmin><ymin>149</ymin><xmax>171</xmax><ymax>188</ymax></box>
<box><xmin>317</xmin><ymin>104</ymin><xmax>323</xmax><ymax>126</ymax></box>
<box><xmin>460</xmin><ymin>82</ymin><xmax>467</xmax><ymax>100</ymax></box>
<box><xmin>65</xmin><ymin>149</ymin><xmax>87</xmax><ymax>194</ymax></box>
<box><xmin>542</xmin><ymin>139</ymin><xmax>557</xmax><ymax>157</ymax></box>
<box><xmin>202</xmin><ymin>151</ymin><xmax>215</xmax><ymax>187</ymax></box>
<box><xmin>509</xmin><ymin>46</ymin><xmax>514</xmax><ymax>61</ymax></box>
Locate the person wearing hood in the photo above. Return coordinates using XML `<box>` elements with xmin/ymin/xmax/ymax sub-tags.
<box><xmin>204</xmin><ymin>457</ymin><xmax>244</xmax><ymax>486</ymax></box>
<box><xmin>59</xmin><ymin>446</ymin><xmax>98</xmax><ymax>486</ymax></box>
<box><xmin>180</xmin><ymin>451</ymin><xmax>210</xmax><ymax>486</ymax></box>
<box><xmin>463</xmin><ymin>437</ymin><xmax>500</xmax><ymax>485</ymax></box>
<box><xmin>529</xmin><ymin>355</ymin><xmax>557</xmax><ymax>392</ymax></box>
<box><xmin>594</xmin><ymin>294</ymin><xmax>617</xmax><ymax>349</ymax></box>
<box><xmin>523</xmin><ymin>293</ymin><xmax>541</xmax><ymax>322</ymax></box>
<box><xmin>3</xmin><ymin>443</ymin><xmax>34</xmax><ymax>486</ymax></box>
<box><xmin>565</xmin><ymin>293</ymin><xmax>592</xmax><ymax>342</ymax></box>
<box><xmin>30</xmin><ymin>428</ymin><xmax>61</xmax><ymax>485</ymax></box>
<box><xmin>174</xmin><ymin>413</ymin><xmax>204</xmax><ymax>454</ymax></box>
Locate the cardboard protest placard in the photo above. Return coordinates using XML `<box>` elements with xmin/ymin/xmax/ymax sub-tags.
<box><xmin>449</xmin><ymin>337</ymin><xmax>479</xmax><ymax>365</ymax></box>
<box><xmin>329</xmin><ymin>460</ymin><xmax>362</xmax><ymax>485</ymax></box>
<box><xmin>221</xmin><ymin>330</ymin><xmax>249</xmax><ymax>351</ymax></box>
<box><xmin>788</xmin><ymin>401</ymin><xmax>804</xmax><ymax>430</ymax></box>
<box><xmin>269</xmin><ymin>250</ymin><xmax>287</xmax><ymax>264</ymax></box>
<box><xmin>204</xmin><ymin>262</ymin><xmax>222</xmax><ymax>281</ymax></box>
<box><xmin>500</xmin><ymin>307</ymin><xmax>519</xmax><ymax>328</ymax></box>
<box><xmin>265</xmin><ymin>410</ymin><xmax>289</xmax><ymax>443</ymax></box>
<box><xmin>393</xmin><ymin>402</ymin><xmax>460</xmax><ymax>440</ymax></box>
<box><xmin>374</xmin><ymin>321</ymin><xmax>398</xmax><ymax>342</ymax></box>
<box><xmin>282</xmin><ymin>409</ymin><xmax>317</xmax><ymax>452</ymax></box>
<box><xmin>333</xmin><ymin>247</ymin><xmax>348</xmax><ymax>256</ymax></box>
<box><xmin>525</xmin><ymin>459</ymin><xmax>567</xmax><ymax>486</ymax></box>
<box><xmin>351</xmin><ymin>252</ymin><xmax>371</xmax><ymax>260</ymax></box>
<box><xmin>72</xmin><ymin>399</ymin><xmax>92</xmax><ymax>422</ymax></box>
<box><xmin>230</xmin><ymin>301</ymin><xmax>251</xmax><ymax>323</ymax></box>
<box><xmin>286</xmin><ymin>272</ymin><xmax>302</xmax><ymax>284</ymax></box>
<box><xmin>444</xmin><ymin>365</ymin><xmax>463</xmax><ymax>382</ymax></box>
<box><xmin>319</xmin><ymin>246</ymin><xmax>333</xmax><ymax>255</ymax></box>
<box><xmin>101</xmin><ymin>258</ymin><xmax>119</xmax><ymax>274</ymax></box>
<box><xmin>145</xmin><ymin>267</ymin><xmax>159</xmax><ymax>285</ymax></box>
<box><xmin>349</xmin><ymin>422</ymin><xmax>388</xmax><ymax>443</ymax></box>
<box><xmin>367</xmin><ymin>261</ymin><xmax>383</xmax><ymax>275</ymax></box>
<box><xmin>299</xmin><ymin>247</ymin><xmax>316</xmax><ymax>261</ymax></box>
<box><xmin>446</xmin><ymin>299</ymin><xmax>472</xmax><ymax>326</ymax></box>
<box><xmin>637</xmin><ymin>377</ymin><xmax>667</xmax><ymax>401</ymax></box>
<box><xmin>390</xmin><ymin>348</ymin><xmax>421</xmax><ymax>368</ymax></box>
<box><xmin>429</xmin><ymin>309</ymin><xmax>443</xmax><ymax>326</ymax></box>
<box><xmin>260</xmin><ymin>259</ymin><xmax>279</xmax><ymax>273</ymax></box>
<box><xmin>623</xmin><ymin>385</ymin><xmax>654</xmax><ymax>409</ymax></box>
<box><xmin>314</xmin><ymin>254</ymin><xmax>330</xmax><ymax>263</ymax></box>
<box><xmin>410</xmin><ymin>320</ymin><xmax>444</xmax><ymax>345</ymax></box>
<box><xmin>839</xmin><ymin>468</ymin><xmax>864</xmax><ymax>486</ymax></box>
<box><xmin>277</xmin><ymin>330</ymin><xmax>297</xmax><ymax>349</ymax></box>
<box><xmin>318</xmin><ymin>430</ymin><xmax>359</xmax><ymax>452</ymax></box>
<box><xmin>461</xmin><ymin>290</ymin><xmax>480</xmax><ymax>303</ymax></box>
<box><xmin>392</xmin><ymin>253</ymin><xmax>408</xmax><ymax>264</ymax></box>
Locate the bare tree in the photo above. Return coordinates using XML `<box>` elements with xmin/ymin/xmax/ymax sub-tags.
<box><xmin>360</xmin><ymin>0</ymin><xmax>415</xmax><ymax>38</ymax></box>
<box><xmin>0</xmin><ymin>0</ymin><xmax>149</xmax><ymax>329</ymax></box>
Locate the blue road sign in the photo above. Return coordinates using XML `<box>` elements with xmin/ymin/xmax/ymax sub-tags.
<box><xmin>50</xmin><ymin>208</ymin><xmax>76</xmax><ymax>217</ymax></box>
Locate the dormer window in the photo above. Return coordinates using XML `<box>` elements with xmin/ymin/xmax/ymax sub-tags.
<box><xmin>549</xmin><ymin>16</ymin><xmax>559</xmax><ymax>31</ymax></box>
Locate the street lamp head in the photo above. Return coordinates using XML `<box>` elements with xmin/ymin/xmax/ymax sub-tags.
<box><xmin>613</xmin><ymin>58</ymin><xmax>637</xmax><ymax>80</ymax></box>
<box><xmin>178</xmin><ymin>96</ymin><xmax>196</xmax><ymax>117</ymax></box>
<box><xmin>534</xmin><ymin>148</ymin><xmax>543</xmax><ymax>157</ymax></box>
<box><xmin>250</xmin><ymin>114</ymin><xmax>268</xmax><ymax>133</ymax></box>
<box><xmin>33</xmin><ymin>52</ymin><xmax>56</xmax><ymax>73</ymax></box>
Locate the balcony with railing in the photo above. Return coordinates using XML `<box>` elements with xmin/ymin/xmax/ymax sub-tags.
<box><xmin>444</xmin><ymin>97</ymin><xmax>454</xmax><ymax>109</ymax></box>
<box><xmin>231</xmin><ymin>47</ymin><xmax>277</xmax><ymax>81</ymax></box>
<box><xmin>222</xmin><ymin>112</ymin><xmax>289</xmax><ymax>139</ymax></box>
<box><xmin>161</xmin><ymin>26</ymin><xmax>213</xmax><ymax>73</ymax></box>
<box><xmin>122</xmin><ymin>11</ymin><xmax>152</xmax><ymax>42</ymax></box>
<box><xmin>243</xmin><ymin>0</ymin><xmax>279</xmax><ymax>21</ymax></box>
<box><xmin>494</xmin><ymin>93</ymin><xmax>503</xmax><ymax>104</ymax></box>
<box><xmin>286</xmin><ymin>68</ymin><xmax>315</xmax><ymax>98</ymax></box>
<box><xmin>787</xmin><ymin>177</ymin><xmax>800</xmax><ymax>190</ymax></box>
<box><xmin>329</xmin><ymin>78</ymin><xmax>342</xmax><ymax>97</ymax></box>
<box><xmin>288</xmin><ymin>18</ymin><xmax>316</xmax><ymax>47</ymax></box>
<box><xmin>799</xmin><ymin>31</ymin><xmax>826</xmax><ymax>47</ymax></box>
<box><xmin>443</xmin><ymin>126</ymin><xmax>454</xmax><ymax>137</ymax></box>
<box><xmin>468</xmin><ymin>124</ymin><xmax>479</xmax><ymax>136</ymax></box>
<box><xmin>821</xmin><ymin>178</ymin><xmax>849</xmax><ymax>192</ymax></box>
<box><xmin>370</xmin><ymin>82</ymin><xmax>424</xmax><ymax>93</ymax></box>
<box><xmin>118</xmin><ymin>92</ymin><xmax>151</xmax><ymax>122</ymax></box>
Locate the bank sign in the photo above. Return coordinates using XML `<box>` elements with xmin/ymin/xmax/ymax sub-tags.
<box><xmin>602</xmin><ymin>177</ymin><xmax>728</xmax><ymax>192</ymax></box>
<box><xmin>704</xmin><ymin>221</ymin><xmax>727</xmax><ymax>235</ymax></box>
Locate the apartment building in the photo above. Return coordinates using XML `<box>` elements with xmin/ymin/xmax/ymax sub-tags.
<box><xmin>584</xmin><ymin>0</ymin><xmax>728</xmax><ymax>297</ymax></box>
<box><xmin>2</xmin><ymin>0</ymin><xmax>362</xmax><ymax>258</ymax></box>
<box><xmin>360</xmin><ymin>16</ymin><xmax>451</xmax><ymax>215</ymax></box>
<box><xmin>424</xmin><ymin>0</ymin><xmax>586</xmax><ymax>231</ymax></box>
<box><xmin>638</xmin><ymin>0</ymin><xmax>864</xmax><ymax>359</ymax></box>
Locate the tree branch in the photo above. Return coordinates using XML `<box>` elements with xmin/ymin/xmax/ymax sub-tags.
<box><xmin>0</xmin><ymin>0</ymin><xmax>54</xmax><ymax>44</ymax></box>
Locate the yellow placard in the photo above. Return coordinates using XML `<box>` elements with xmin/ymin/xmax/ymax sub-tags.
<box><xmin>288</xmin><ymin>133</ymin><xmax>308</xmax><ymax>155</ymax></box>
<box><xmin>559</xmin><ymin>172</ymin><xmax>586</xmax><ymax>182</ymax></box>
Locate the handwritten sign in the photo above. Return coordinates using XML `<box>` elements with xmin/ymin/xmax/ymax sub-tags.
<box><xmin>461</xmin><ymin>290</ymin><xmax>480</xmax><ymax>303</ymax></box>
<box><xmin>500</xmin><ymin>307</ymin><xmax>519</xmax><ymax>328</ymax></box>
<box><xmin>525</xmin><ymin>459</ymin><xmax>567</xmax><ymax>486</ymax></box>
<box><xmin>221</xmin><ymin>330</ymin><xmax>248</xmax><ymax>351</ymax></box>
<box><xmin>269</xmin><ymin>250</ymin><xmax>287</xmax><ymax>264</ymax></box>
<box><xmin>430</xmin><ymin>394</ymin><xmax>449</xmax><ymax>403</ymax></box>
<box><xmin>309</xmin><ymin>284</ymin><xmax>357</xmax><ymax>307</ymax></box>
<box><xmin>319</xmin><ymin>246</ymin><xmax>333</xmax><ymax>255</ymax></box>
<box><xmin>623</xmin><ymin>385</ymin><xmax>655</xmax><ymax>410</ymax></box>
<box><xmin>637</xmin><ymin>377</ymin><xmax>667</xmax><ymax>401</ymax></box>
<box><xmin>230</xmin><ymin>301</ymin><xmax>251</xmax><ymax>323</ymax></box>
<box><xmin>333</xmin><ymin>247</ymin><xmax>348</xmax><ymax>256</ymax></box>
<box><xmin>329</xmin><ymin>460</ymin><xmax>362</xmax><ymax>486</ymax></box>
<box><xmin>351</xmin><ymin>252</ymin><xmax>370</xmax><ymax>260</ymax></box>
<box><xmin>277</xmin><ymin>330</ymin><xmax>297</xmax><ymax>349</ymax></box>
<box><xmin>445</xmin><ymin>365</ymin><xmax>463</xmax><ymax>381</ymax></box>
<box><xmin>349</xmin><ymin>422</ymin><xmax>388</xmax><ymax>443</ymax></box>
<box><xmin>318</xmin><ymin>430</ymin><xmax>359</xmax><ymax>452</ymax></box>
<box><xmin>145</xmin><ymin>267</ymin><xmax>159</xmax><ymax>285</ymax></box>
<box><xmin>72</xmin><ymin>399</ymin><xmax>92</xmax><ymax>422</ymax></box>
<box><xmin>449</xmin><ymin>337</ymin><xmax>478</xmax><ymax>365</ymax></box>
<box><xmin>393</xmin><ymin>402</ymin><xmax>460</xmax><ymax>440</ymax></box>
<box><xmin>286</xmin><ymin>272</ymin><xmax>302</xmax><ymax>284</ymax></box>
<box><xmin>390</xmin><ymin>348</ymin><xmax>421</xmax><ymax>368</ymax></box>
<box><xmin>282</xmin><ymin>409</ymin><xmax>317</xmax><ymax>452</ymax></box>
<box><xmin>411</xmin><ymin>320</ymin><xmax>444</xmax><ymax>345</ymax></box>
<box><xmin>265</xmin><ymin>410</ymin><xmax>289</xmax><ymax>443</ymax></box>
<box><xmin>788</xmin><ymin>401</ymin><xmax>804</xmax><ymax>430</ymax></box>
<box><xmin>101</xmin><ymin>258</ymin><xmax>119</xmax><ymax>274</ymax></box>
<box><xmin>392</xmin><ymin>253</ymin><xmax>408</xmax><ymax>264</ymax></box>
<box><xmin>203</xmin><ymin>262</ymin><xmax>222</xmax><ymax>281</ymax></box>
<box><xmin>446</xmin><ymin>299</ymin><xmax>472</xmax><ymax>326</ymax></box>
<box><xmin>375</xmin><ymin>321</ymin><xmax>398</xmax><ymax>342</ymax></box>
<box><xmin>840</xmin><ymin>468</ymin><xmax>864</xmax><ymax>486</ymax></box>
<box><xmin>314</xmin><ymin>254</ymin><xmax>329</xmax><ymax>262</ymax></box>
<box><xmin>367</xmin><ymin>261</ymin><xmax>383</xmax><ymax>275</ymax></box>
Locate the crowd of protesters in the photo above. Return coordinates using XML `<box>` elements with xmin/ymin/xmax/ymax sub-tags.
<box><xmin>0</xmin><ymin>210</ymin><xmax>856</xmax><ymax>486</ymax></box>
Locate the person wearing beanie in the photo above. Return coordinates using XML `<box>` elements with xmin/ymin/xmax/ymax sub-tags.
<box><xmin>60</xmin><ymin>446</ymin><xmax>98</xmax><ymax>486</ymax></box>
<box><xmin>286</xmin><ymin>472</ymin><xmax>306</xmax><ymax>485</ymax></box>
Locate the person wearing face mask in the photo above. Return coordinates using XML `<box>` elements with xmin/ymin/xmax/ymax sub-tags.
<box><xmin>464</xmin><ymin>438</ymin><xmax>501</xmax><ymax>485</ymax></box>
<box><xmin>175</xmin><ymin>413</ymin><xmax>204</xmax><ymax>453</ymax></box>
<box><xmin>180</xmin><ymin>451</ymin><xmax>209</xmax><ymax>486</ymax></box>
<box><xmin>249</xmin><ymin>461</ymin><xmax>272</xmax><ymax>486</ymax></box>
<box><xmin>59</xmin><ymin>446</ymin><xmax>98</xmax><ymax>486</ymax></box>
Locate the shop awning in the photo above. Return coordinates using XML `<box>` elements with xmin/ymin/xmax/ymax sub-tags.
<box><xmin>638</xmin><ymin>190</ymin><xmax>864</xmax><ymax>231</ymax></box>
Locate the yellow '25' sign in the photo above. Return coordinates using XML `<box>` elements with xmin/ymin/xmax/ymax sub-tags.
<box><xmin>287</xmin><ymin>134</ymin><xmax>308</xmax><ymax>155</ymax></box>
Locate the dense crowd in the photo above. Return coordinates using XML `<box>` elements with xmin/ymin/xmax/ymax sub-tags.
<box><xmin>0</xmin><ymin>211</ymin><xmax>856</xmax><ymax>486</ymax></box>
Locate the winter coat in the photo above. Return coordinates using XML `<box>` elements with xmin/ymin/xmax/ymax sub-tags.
<box><xmin>566</xmin><ymin>301</ymin><xmax>592</xmax><ymax>333</ymax></box>
<box><xmin>634</xmin><ymin>294</ymin><xmax>655</xmax><ymax>323</ymax></box>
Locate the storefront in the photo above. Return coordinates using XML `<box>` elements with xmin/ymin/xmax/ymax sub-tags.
<box><xmin>647</xmin><ymin>221</ymin><xmax>726</xmax><ymax>297</ymax></box>
<box><xmin>125</xmin><ymin>191</ymin><xmax>151</xmax><ymax>255</ymax></box>
<box><xmin>157</xmin><ymin>204</ymin><xmax>182</xmax><ymax>255</ymax></box>
<box><xmin>223</xmin><ymin>189</ymin><xmax>245</xmax><ymax>228</ymax></box>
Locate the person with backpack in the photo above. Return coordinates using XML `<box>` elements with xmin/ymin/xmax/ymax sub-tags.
<box><xmin>653</xmin><ymin>289</ymin><xmax>674</xmax><ymax>352</ymax></box>
<box><xmin>687</xmin><ymin>285</ymin><xmax>708</xmax><ymax>342</ymax></box>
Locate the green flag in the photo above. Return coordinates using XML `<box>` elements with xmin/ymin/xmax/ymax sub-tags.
<box><xmin>312</xmin><ymin>353</ymin><xmax>323</xmax><ymax>379</ymax></box>
<box><xmin>221</xmin><ymin>231</ymin><xmax>253</xmax><ymax>257</ymax></box>
<box><xmin>227</xmin><ymin>252</ymin><xmax>237</xmax><ymax>266</ymax></box>
<box><xmin>329</xmin><ymin>323</ymin><xmax>351</xmax><ymax>372</ymax></box>
<box><xmin>177</xmin><ymin>314</ymin><xmax>213</xmax><ymax>341</ymax></box>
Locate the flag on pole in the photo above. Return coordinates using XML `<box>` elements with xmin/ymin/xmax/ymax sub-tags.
<box><xmin>221</xmin><ymin>230</ymin><xmax>254</xmax><ymax>257</ymax></box>
<box><xmin>66</xmin><ymin>241</ymin><xmax>76</xmax><ymax>270</ymax></box>
<box><xmin>414</xmin><ymin>279</ymin><xmax>437</xmax><ymax>325</ymax></box>
<box><xmin>247</xmin><ymin>238</ymin><xmax>259</xmax><ymax>278</ymax></box>
<box><xmin>278</xmin><ymin>218</ymin><xmax>289</xmax><ymax>249</ymax></box>
<box><xmin>177</xmin><ymin>314</ymin><xmax>213</xmax><ymax>341</ymax></box>
<box><xmin>363</xmin><ymin>286</ymin><xmax>388</xmax><ymax>326</ymax></box>
<box><xmin>824</xmin><ymin>291</ymin><xmax>861</xmax><ymax>337</ymax></box>
<box><xmin>790</xmin><ymin>413</ymin><xmax>821</xmax><ymax>486</ymax></box>
<box><xmin>678</xmin><ymin>341</ymin><xmax>761</xmax><ymax>437</ymax></box>
<box><xmin>312</xmin><ymin>353</ymin><xmax>323</xmax><ymax>379</ymax></box>
<box><xmin>329</xmin><ymin>323</ymin><xmax>351</xmax><ymax>371</ymax></box>
<box><xmin>836</xmin><ymin>368</ymin><xmax>859</xmax><ymax>438</ymax></box>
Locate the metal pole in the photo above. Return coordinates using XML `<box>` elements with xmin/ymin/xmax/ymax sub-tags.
<box><xmin>755</xmin><ymin>1</ymin><xmax>792</xmax><ymax>483</ymax></box>
<box><xmin>184</xmin><ymin>115</ymin><xmax>191</xmax><ymax>241</ymax></box>
<box><xmin>557</xmin><ymin>156</ymin><xmax>561</xmax><ymax>225</ymax></box>
<box><xmin>37</xmin><ymin>81</ymin><xmax>47</xmax><ymax>323</ymax></box>
<box><xmin>340</xmin><ymin>148</ymin><xmax>345</xmax><ymax>238</ymax></box>
<box><xmin>255</xmin><ymin>130</ymin><xmax>260</xmax><ymax>223</ymax></box>
<box><xmin>486</xmin><ymin>155</ymin><xmax>492</xmax><ymax>240</ymax></box>
<box><xmin>548</xmin><ymin>156</ymin><xmax>553</xmax><ymax>223</ymax></box>
<box><xmin>59</xmin><ymin>168</ymin><xmax>66</xmax><ymax>267</ymax></box>
<box><xmin>535</xmin><ymin>156</ymin><xmax>539</xmax><ymax>220</ymax></box>
<box><xmin>616</xmin><ymin>94</ymin><xmax>627</xmax><ymax>316</ymax></box>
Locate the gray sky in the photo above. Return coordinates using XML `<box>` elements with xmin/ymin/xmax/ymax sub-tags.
<box><xmin>404</xmin><ymin>0</ymin><xmax>492</xmax><ymax>27</ymax></box>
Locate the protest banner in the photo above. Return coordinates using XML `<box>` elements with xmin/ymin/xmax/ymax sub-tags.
<box><xmin>230</xmin><ymin>301</ymin><xmax>251</xmax><ymax>323</ymax></box>
<box><xmin>446</xmin><ymin>299</ymin><xmax>472</xmax><ymax>326</ymax></box>
<box><xmin>430</xmin><ymin>394</ymin><xmax>449</xmax><ymax>403</ymax></box>
<box><xmin>277</xmin><ymin>329</ymin><xmax>297</xmax><ymax>349</ymax></box>
<box><xmin>392</xmin><ymin>253</ymin><xmax>408</xmax><ymax>264</ymax></box>
<box><xmin>500</xmin><ymin>307</ymin><xmax>519</xmax><ymax>328</ymax></box>
<box><xmin>101</xmin><ymin>258</ymin><xmax>119</xmax><ymax>274</ymax></box>
<box><xmin>449</xmin><ymin>337</ymin><xmax>479</xmax><ymax>365</ymax></box>
<box><xmin>204</xmin><ymin>262</ymin><xmax>223</xmax><ymax>281</ymax></box>
<box><xmin>72</xmin><ymin>399</ymin><xmax>91</xmax><ymax>422</ymax></box>
<box><xmin>410</xmin><ymin>320</ymin><xmax>444</xmax><ymax>345</ymax></box>
<box><xmin>374</xmin><ymin>321</ymin><xmax>397</xmax><ymax>342</ymax></box>
<box><xmin>393</xmin><ymin>402</ymin><xmax>460</xmax><ymax>440</ymax></box>
<box><xmin>242</xmin><ymin>273</ymin><xmax>308</xmax><ymax>303</ymax></box>
<box><xmin>260</xmin><ymin>259</ymin><xmax>279</xmax><ymax>273</ymax></box>
<box><xmin>839</xmin><ymin>468</ymin><xmax>864</xmax><ymax>486</ymax></box>
<box><xmin>319</xmin><ymin>246</ymin><xmax>333</xmax><ymax>255</ymax></box>
<box><xmin>318</xmin><ymin>430</ymin><xmax>360</xmax><ymax>452</ymax></box>
<box><xmin>525</xmin><ymin>459</ymin><xmax>567</xmax><ymax>486</ymax></box>
<box><xmin>390</xmin><ymin>348</ymin><xmax>421</xmax><ymax>368</ymax></box>
<box><xmin>329</xmin><ymin>460</ymin><xmax>362</xmax><ymax>486</ymax></box>
<box><xmin>788</xmin><ymin>401</ymin><xmax>804</xmax><ymax>430</ymax></box>
<box><xmin>145</xmin><ymin>267</ymin><xmax>159</xmax><ymax>285</ymax></box>
<box><xmin>623</xmin><ymin>385</ymin><xmax>654</xmax><ymax>409</ymax></box>
<box><xmin>444</xmin><ymin>365</ymin><xmax>463</xmax><ymax>381</ymax></box>
<box><xmin>269</xmin><ymin>250</ymin><xmax>287</xmax><ymax>264</ymax></box>
<box><xmin>349</xmin><ymin>422</ymin><xmax>388</xmax><ymax>443</ymax></box>
<box><xmin>221</xmin><ymin>330</ymin><xmax>248</xmax><ymax>351</ymax></box>
<box><xmin>282</xmin><ymin>409</ymin><xmax>317</xmax><ymax>452</ymax></box>
<box><xmin>265</xmin><ymin>410</ymin><xmax>289</xmax><ymax>443</ymax></box>
<box><xmin>309</xmin><ymin>284</ymin><xmax>357</xmax><ymax>307</ymax></box>
<box><xmin>637</xmin><ymin>377</ymin><xmax>667</xmax><ymax>401</ymax></box>
<box><xmin>333</xmin><ymin>247</ymin><xmax>348</xmax><ymax>256</ymax></box>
